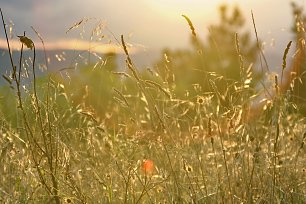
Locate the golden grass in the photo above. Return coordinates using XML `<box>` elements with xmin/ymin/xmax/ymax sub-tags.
<box><xmin>0</xmin><ymin>5</ymin><xmax>305</xmax><ymax>204</ymax></box>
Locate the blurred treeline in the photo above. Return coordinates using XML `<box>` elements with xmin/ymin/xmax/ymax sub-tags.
<box><xmin>0</xmin><ymin>3</ymin><xmax>305</xmax><ymax>129</ymax></box>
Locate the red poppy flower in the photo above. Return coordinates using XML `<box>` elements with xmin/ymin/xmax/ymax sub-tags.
<box><xmin>142</xmin><ymin>159</ymin><xmax>154</xmax><ymax>175</ymax></box>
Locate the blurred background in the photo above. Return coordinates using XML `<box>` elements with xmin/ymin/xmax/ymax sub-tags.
<box><xmin>0</xmin><ymin>0</ymin><xmax>304</xmax><ymax>68</ymax></box>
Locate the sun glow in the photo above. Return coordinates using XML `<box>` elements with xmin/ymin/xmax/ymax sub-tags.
<box><xmin>146</xmin><ymin>0</ymin><xmax>224</xmax><ymax>19</ymax></box>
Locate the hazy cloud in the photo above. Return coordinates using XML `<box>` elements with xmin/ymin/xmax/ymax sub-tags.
<box><xmin>0</xmin><ymin>0</ymin><xmax>302</xmax><ymax>51</ymax></box>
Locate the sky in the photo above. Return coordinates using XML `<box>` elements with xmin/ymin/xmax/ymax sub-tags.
<box><xmin>0</xmin><ymin>0</ymin><xmax>305</xmax><ymax>62</ymax></box>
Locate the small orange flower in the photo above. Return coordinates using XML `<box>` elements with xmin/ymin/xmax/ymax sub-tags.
<box><xmin>142</xmin><ymin>159</ymin><xmax>154</xmax><ymax>175</ymax></box>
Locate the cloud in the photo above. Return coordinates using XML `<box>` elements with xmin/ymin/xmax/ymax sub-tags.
<box><xmin>0</xmin><ymin>0</ymin><xmax>33</xmax><ymax>9</ymax></box>
<box><xmin>0</xmin><ymin>0</ymin><xmax>183</xmax><ymax>50</ymax></box>
<box><xmin>0</xmin><ymin>37</ymin><xmax>138</xmax><ymax>54</ymax></box>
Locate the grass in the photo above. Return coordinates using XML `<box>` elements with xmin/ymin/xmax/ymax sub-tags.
<box><xmin>0</xmin><ymin>5</ymin><xmax>306</xmax><ymax>204</ymax></box>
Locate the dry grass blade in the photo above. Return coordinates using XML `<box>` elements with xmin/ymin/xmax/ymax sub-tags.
<box><xmin>182</xmin><ymin>14</ymin><xmax>197</xmax><ymax>37</ymax></box>
<box><xmin>153</xmin><ymin>105</ymin><xmax>166</xmax><ymax>130</ymax></box>
<box><xmin>145</xmin><ymin>80</ymin><xmax>171</xmax><ymax>99</ymax></box>
<box><xmin>78</xmin><ymin>109</ymin><xmax>98</xmax><ymax>123</ymax></box>
<box><xmin>282</xmin><ymin>41</ymin><xmax>292</xmax><ymax>70</ymax></box>
<box><xmin>281</xmin><ymin>41</ymin><xmax>293</xmax><ymax>85</ymax></box>
<box><xmin>251</xmin><ymin>10</ymin><xmax>269</xmax><ymax>72</ymax></box>
<box><xmin>113</xmin><ymin>88</ymin><xmax>130</xmax><ymax>108</ymax></box>
<box><xmin>31</xmin><ymin>26</ymin><xmax>49</xmax><ymax>71</ymax></box>
<box><xmin>121</xmin><ymin>35</ymin><xmax>130</xmax><ymax>63</ymax></box>
<box><xmin>31</xmin><ymin>26</ymin><xmax>44</xmax><ymax>43</ymax></box>
<box><xmin>66</xmin><ymin>18</ymin><xmax>88</xmax><ymax>34</ymax></box>
<box><xmin>275</xmin><ymin>75</ymin><xmax>279</xmax><ymax>95</ymax></box>
<box><xmin>235</xmin><ymin>33</ymin><xmax>241</xmax><ymax>54</ymax></box>
<box><xmin>2</xmin><ymin>74</ymin><xmax>12</xmax><ymax>85</ymax></box>
<box><xmin>235</xmin><ymin>33</ymin><xmax>244</xmax><ymax>74</ymax></box>
<box><xmin>121</xmin><ymin>35</ymin><xmax>140</xmax><ymax>81</ymax></box>
<box><xmin>112</xmin><ymin>71</ymin><xmax>131</xmax><ymax>78</ymax></box>
<box><xmin>1</xmin><ymin>8</ymin><xmax>15</xmax><ymax>69</ymax></box>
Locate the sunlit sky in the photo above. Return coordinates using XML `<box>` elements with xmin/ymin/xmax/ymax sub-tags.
<box><xmin>0</xmin><ymin>0</ymin><xmax>305</xmax><ymax>56</ymax></box>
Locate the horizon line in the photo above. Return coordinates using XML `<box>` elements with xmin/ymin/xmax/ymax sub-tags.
<box><xmin>0</xmin><ymin>38</ymin><xmax>139</xmax><ymax>55</ymax></box>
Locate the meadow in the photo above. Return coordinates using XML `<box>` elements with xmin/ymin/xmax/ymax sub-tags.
<box><xmin>0</xmin><ymin>4</ymin><xmax>305</xmax><ymax>204</ymax></box>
